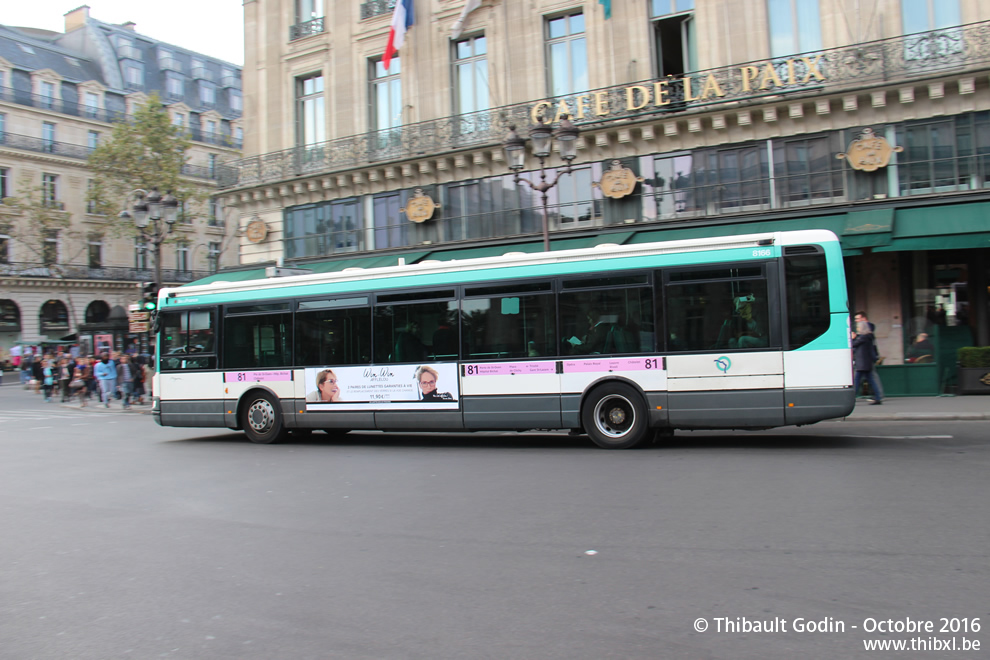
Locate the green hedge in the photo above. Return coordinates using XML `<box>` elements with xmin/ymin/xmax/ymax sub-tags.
<box><xmin>958</xmin><ymin>346</ymin><xmax>990</xmax><ymax>368</ymax></box>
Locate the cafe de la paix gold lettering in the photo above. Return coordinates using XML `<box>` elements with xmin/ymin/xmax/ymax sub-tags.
<box><xmin>530</xmin><ymin>55</ymin><xmax>827</xmax><ymax>124</ymax></box>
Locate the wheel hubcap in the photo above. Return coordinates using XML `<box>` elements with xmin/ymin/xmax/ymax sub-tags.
<box><xmin>247</xmin><ymin>399</ymin><xmax>275</xmax><ymax>434</ymax></box>
<box><xmin>594</xmin><ymin>395</ymin><xmax>634</xmax><ymax>439</ymax></box>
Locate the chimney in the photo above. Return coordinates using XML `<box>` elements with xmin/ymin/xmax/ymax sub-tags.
<box><xmin>120</xmin><ymin>21</ymin><xmax>137</xmax><ymax>31</ymax></box>
<box><xmin>64</xmin><ymin>5</ymin><xmax>90</xmax><ymax>33</ymax></box>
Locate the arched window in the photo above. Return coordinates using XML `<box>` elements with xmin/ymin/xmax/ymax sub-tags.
<box><xmin>85</xmin><ymin>300</ymin><xmax>111</xmax><ymax>324</ymax></box>
<box><xmin>0</xmin><ymin>299</ymin><xmax>21</xmax><ymax>331</ymax></box>
<box><xmin>39</xmin><ymin>300</ymin><xmax>69</xmax><ymax>333</ymax></box>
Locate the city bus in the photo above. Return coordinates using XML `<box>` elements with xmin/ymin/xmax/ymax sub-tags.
<box><xmin>151</xmin><ymin>229</ymin><xmax>854</xmax><ymax>448</ymax></box>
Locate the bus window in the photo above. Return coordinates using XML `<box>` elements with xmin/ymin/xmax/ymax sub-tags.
<box><xmin>665</xmin><ymin>270</ymin><xmax>769</xmax><ymax>352</ymax></box>
<box><xmin>295</xmin><ymin>305</ymin><xmax>371</xmax><ymax>366</ymax></box>
<box><xmin>461</xmin><ymin>292</ymin><xmax>555</xmax><ymax>359</ymax></box>
<box><xmin>160</xmin><ymin>309</ymin><xmax>216</xmax><ymax>370</ymax></box>
<box><xmin>784</xmin><ymin>249</ymin><xmax>830</xmax><ymax>348</ymax></box>
<box><xmin>224</xmin><ymin>311</ymin><xmax>292</xmax><ymax>369</ymax></box>
<box><xmin>559</xmin><ymin>285</ymin><xmax>654</xmax><ymax>356</ymax></box>
<box><xmin>374</xmin><ymin>300</ymin><xmax>459</xmax><ymax>363</ymax></box>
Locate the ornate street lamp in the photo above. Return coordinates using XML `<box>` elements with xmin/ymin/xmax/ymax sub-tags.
<box><xmin>503</xmin><ymin>115</ymin><xmax>581</xmax><ymax>251</ymax></box>
<box><xmin>119</xmin><ymin>187</ymin><xmax>180</xmax><ymax>291</ymax></box>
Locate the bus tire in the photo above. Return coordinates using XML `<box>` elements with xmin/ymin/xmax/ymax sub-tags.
<box><xmin>241</xmin><ymin>392</ymin><xmax>287</xmax><ymax>444</ymax></box>
<box><xmin>582</xmin><ymin>383</ymin><xmax>649</xmax><ymax>449</ymax></box>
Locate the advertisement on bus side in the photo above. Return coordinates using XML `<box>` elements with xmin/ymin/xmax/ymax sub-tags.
<box><xmin>304</xmin><ymin>363</ymin><xmax>460</xmax><ymax>411</ymax></box>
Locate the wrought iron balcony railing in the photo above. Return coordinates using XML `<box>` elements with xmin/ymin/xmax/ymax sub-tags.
<box><xmin>0</xmin><ymin>131</ymin><xmax>232</xmax><ymax>180</ymax></box>
<box><xmin>219</xmin><ymin>21</ymin><xmax>990</xmax><ymax>190</ymax></box>
<box><xmin>289</xmin><ymin>17</ymin><xmax>325</xmax><ymax>41</ymax></box>
<box><xmin>360</xmin><ymin>0</ymin><xmax>396</xmax><ymax>20</ymax></box>
<box><xmin>0</xmin><ymin>262</ymin><xmax>210</xmax><ymax>284</ymax></box>
<box><xmin>0</xmin><ymin>87</ymin><xmax>128</xmax><ymax>123</ymax></box>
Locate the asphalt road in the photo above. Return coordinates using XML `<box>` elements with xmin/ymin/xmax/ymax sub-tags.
<box><xmin>1</xmin><ymin>385</ymin><xmax>987</xmax><ymax>659</ymax></box>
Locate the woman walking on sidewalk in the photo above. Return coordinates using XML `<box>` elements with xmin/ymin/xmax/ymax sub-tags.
<box><xmin>94</xmin><ymin>353</ymin><xmax>117</xmax><ymax>408</ymax></box>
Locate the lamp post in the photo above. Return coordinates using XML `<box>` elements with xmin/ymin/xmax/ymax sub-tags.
<box><xmin>118</xmin><ymin>187</ymin><xmax>179</xmax><ymax>290</ymax></box>
<box><xmin>503</xmin><ymin>115</ymin><xmax>580</xmax><ymax>251</ymax></box>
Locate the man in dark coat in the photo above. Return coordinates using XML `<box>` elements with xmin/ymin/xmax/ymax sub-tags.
<box><xmin>852</xmin><ymin>312</ymin><xmax>883</xmax><ymax>405</ymax></box>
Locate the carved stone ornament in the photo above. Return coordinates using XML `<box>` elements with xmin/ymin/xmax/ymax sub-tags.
<box><xmin>245</xmin><ymin>218</ymin><xmax>268</xmax><ymax>244</ymax></box>
<box><xmin>400</xmin><ymin>188</ymin><xmax>441</xmax><ymax>224</ymax></box>
<box><xmin>836</xmin><ymin>127</ymin><xmax>904</xmax><ymax>172</ymax></box>
<box><xmin>593</xmin><ymin>160</ymin><xmax>644</xmax><ymax>199</ymax></box>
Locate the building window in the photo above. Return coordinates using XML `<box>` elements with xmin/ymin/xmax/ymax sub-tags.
<box><xmin>205</xmin><ymin>120</ymin><xmax>218</xmax><ymax>142</ymax></box>
<box><xmin>902</xmin><ymin>0</ymin><xmax>962</xmax><ymax>60</ymax></box>
<box><xmin>291</xmin><ymin>0</ymin><xmax>325</xmax><ymax>39</ymax></box>
<box><xmin>454</xmin><ymin>35</ymin><xmax>488</xmax><ymax>115</ymax></box>
<box><xmin>772</xmin><ymin>135</ymin><xmax>844</xmax><ymax>207</ymax></box>
<box><xmin>209</xmin><ymin>153</ymin><xmax>218</xmax><ymax>177</ymax></box>
<box><xmin>767</xmin><ymin>0</ymin><xmax>823</xmax><ymax>58</ymax></box>
<box><xmin>207</xmin><ymin>242</ymin><xmax>220</xmax><ymax>273</ymax></box>
<box><xmin>43</xmin><ymin>230</ymin><xmax>58</xmax><ymax>264</ymax></box>
<box><xmin>88</xmin><ymin>236</ymin><xmax>103</xmax><ymax>269</ymax></box>
<box><xmin>284</xmin><ymin>199</ymin><xmax>363</xmax><ymax>259</ymax></box>
<box><xmin>165</xmin><ymin>72</ymin><xmax>184</xmax><ymax>100</ymax></box>
<box><xmin>173</xmin><ymin>113</ymin><xmax>186</xmax><ymax>128</ymax></box>
<box><xmin>40</xmin><ymin>80</ymin><xmax>57</xmax><ymax>109</ymax></box>
<box><xmin>230</xmin><ymin>90</ymin><xmax>242</xmax><ymax>112</ymax></box>
<box><xmin>42</xmin><ymin>122</ymin><xmax>56</xmax><ymax>152</ymax></box>
<box><xmin>124</xmin><ymin>63</ymin><xmax>144</xmax><ymax>89</ymax></box>
<box><xmin>235</xmin><ymin>126</ymin><xmax>243</xmax><ymax>145</ymax></box>
<box><xmin>86</xmin><ymin>179</ymin><xmax>99</xmax><ymax>214</ymax></box>
<box><xmin>370</xmin><ymin>58</ymin><xmax>402</xmax><ymax>132</ymax></box>
<box><xmin>200</xmin><ymin>81</ymin><xmax>216</xmax><ymax>106</ymax></box>
<box><xmin>0</xmin><ymin>167</ymin><xmax>8</xmax><ymax>201</ymax></box>
<box><xmin>651</xmin><ymin>0</ymin><xmax>696</xmax><ymax>77</ymax></box>
<box><xmin>297</xmin><ymin>73</ymin><xmax>326</xmax><ymax>147</ymax></box>
<box><xmin>88</xmin><ymin>130</ymin><xmax>100</xmax><ymax>150</ymax></box>
<box><xmin>0</xmin><ymin>230</ymin><xmax>8</xmax><ymax>264</ymax></box>
<box><xmin>135</xmin><ymin>237</ymin><xmax>149</xmax><ymax>270</ymax></box>
<box><xmin>209</xmin><ymin>197</ymin><xmax>220</xmax><ymax>225</ymax></box>
<box><xmin>546</xmin><ymin>12</ymin><xmax>587</xmax><ymax>97</ymax></box>
<box><xmin>176</xmin><ymin>242</ymin><xmax>190</xmax><ymax>272</ymax></box>
<box><xmin>84</xmin><ymin>91</ymin><xmax>100</xmax><ymax>117</ymax></box>
<box><xmin>42</xmin><ymin>173</ymin><xmax>58</xmax><ymax>208</ymax></box>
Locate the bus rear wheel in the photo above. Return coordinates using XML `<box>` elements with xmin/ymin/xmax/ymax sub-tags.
<box><xmin>241</xmin><ymin>392</ymin><xmax>287</xmax><ymax>444</ymax></box>
<box><xmin>582</xmin><ymin>383</ymin><xmax>649</xmax><ymax>449</ymax></box>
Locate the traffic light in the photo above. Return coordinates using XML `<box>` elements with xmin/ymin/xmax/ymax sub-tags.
<box><xmin>141</xmin><ymin>282</ymin><xmax>158</xmax><ymax>311</ymax></box>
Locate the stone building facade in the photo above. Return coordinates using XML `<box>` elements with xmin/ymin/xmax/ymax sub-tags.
<box><xmin>0</xmin><ymin>6</ymin><xmax>242</xmax><ymax>357</ymax></box>
<box><xmin>217</xmin><ymin>0</ymin><xmax>990</xmax><ymax>394</ymax></box>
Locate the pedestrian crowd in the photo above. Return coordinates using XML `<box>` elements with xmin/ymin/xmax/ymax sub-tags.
<box><xmin>13</xmin><ymin>349</ymin><xmax>152</xmax><ymax>409</ymax></box>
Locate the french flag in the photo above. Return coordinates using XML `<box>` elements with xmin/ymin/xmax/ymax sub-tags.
<box><xmin>383</xmin><ymin>0</ymin><xmax>414</xmax><ymax>71</ymax></box>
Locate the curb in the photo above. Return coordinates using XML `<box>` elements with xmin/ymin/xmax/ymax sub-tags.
<box><xmin>838</xmin><ymin>413</ymin><xmax>990</xmax><ymax>422</ymax></box>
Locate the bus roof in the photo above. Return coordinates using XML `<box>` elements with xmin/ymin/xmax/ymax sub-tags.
<box><xmin>162</xmin><ymin>229</ymin><xmax>839</xmax><ymax>304</ymax></box>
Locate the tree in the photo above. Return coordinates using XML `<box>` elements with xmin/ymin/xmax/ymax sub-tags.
<box><xmin>2</xmin><ymin>176</ymin><xmax>87</xmax><ymax>334</ymax></box>
<box><xmin>87</xmin><ymin>93</ymin><xmax>209</xmax><ymax>238</ymax></box>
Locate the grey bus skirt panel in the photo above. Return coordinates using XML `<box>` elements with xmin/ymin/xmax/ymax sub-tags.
<box><xmin>158</xmin><ymin>399</ymin><xmax>228</xmax><ymax>428</ymax></box>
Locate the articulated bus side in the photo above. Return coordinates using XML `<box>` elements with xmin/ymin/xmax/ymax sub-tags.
<box><xmin>151</xmin><ymin>229</ymin><xmax>854</xmax><ymax>448</ymax></box>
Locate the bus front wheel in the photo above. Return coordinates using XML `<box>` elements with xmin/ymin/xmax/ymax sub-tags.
<box><xmin>241</xmin><ymin>392</ymin><xmax>287</xmax><ymax>444</ymax></box>
<box><xmin>582</xmin><ymin>383</ymin><xmax>649</xmax><ymax>449</ymax></box>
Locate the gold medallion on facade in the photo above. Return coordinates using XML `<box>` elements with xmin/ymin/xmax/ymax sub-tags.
<box><xmin>400</xmin><ymin>188</ymin><xmax>441</xmax><ymax>224</ymax></box>
<box><xmin>593</xmin><ymin>160</ymin><xmax>644</xmax><ymax>199</ymax></box>
<box><xmin>836</xmin><ymin>128</ymin><xmax>904</xmax><ymax>172</ymax></box>
<box><xmin>245</xmin><ymin>218</ymin><xmax>268</xmax><ymax>243</ymax></box>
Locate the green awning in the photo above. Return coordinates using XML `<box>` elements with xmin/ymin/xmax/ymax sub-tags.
<box><xmin>183</xmin><ymin>268</ymin><xmax>270</xmax><ymax>286</ymax></box>
<box><xmin>422</xmin><ymin>231</ymin><xmax>636</xmax><ymax>261</ymax></box>
<box><xmin>875</xmin><ymin>201</ymin><xmax>990</xmax><ymax>252</ymax></box>
<box><xmin>628</xmin><ymin>215</ymin><xmax>848</xmax><ymax>245</ymax></box>
<box><xmin>184</xmin><ymin>251</ymin><xmax>433</xmax><ymax>286</ymax></box>
<box><xmin>304</xmin><ymin>251</ymin><xmax>432</xmax><ymax>273</ymax></box>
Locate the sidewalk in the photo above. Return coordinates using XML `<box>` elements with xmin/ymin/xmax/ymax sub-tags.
<box><xmin>838</xmin><ymin>396</ymin><xmax>990</xmax><ymax>422</ymax></box>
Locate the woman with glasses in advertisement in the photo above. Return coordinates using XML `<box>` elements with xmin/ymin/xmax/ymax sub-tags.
<box><xmin>306</xmin><ymin>369</ymin><xmax>342</xmax><ymax>402</ymax></box>
<box><xmin>415</xmin><ymin>365</ymin><xmax>454</xmax><ymax>402</ymax></box>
